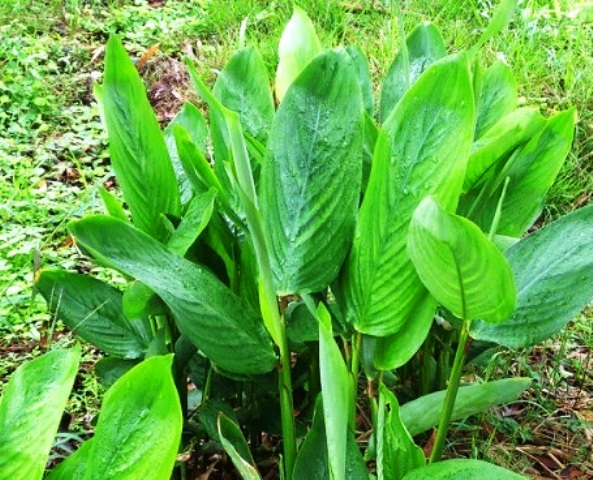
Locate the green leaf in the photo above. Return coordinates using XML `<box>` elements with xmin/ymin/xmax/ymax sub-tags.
<box><xmin>83</xmin><ymin>355</ymin><xmax>182</xmax><ymax>480</ymax></box>
<box><xmin>475</xmin><ymin>60</ymin><xmax>517</xmax><ymax>139</ymax></box>
<box><xmin>338</xmin><ymin>53</ymin><xmax>474</xmax><ymax>337</ymax></box>
<box><xmin>0</xmin><ymin>348</ymin><xmax>80</xmax><ymax>480</ymax></box>
<box><xmin>46</xmin><ymin>440</ymin><xmax>93</xmax><ymax>480</ymax></box>
<box><xmin>346</xmin><ymin>45</ymin><xmax>374</xmax><ymax>117</ymax></box>
<box><xmin>379</xmin><ymin>23</ymin><xmax>446</xmax><ymax>122</ymax></box>
<box><xmin>473</xmin><ymin>0</ymin><xmax>519</xmax><ymax>52</ymax></box>
<box><xmin>408</xmin><ymin>196</ymin><xmax>516</xmax><ymax>322</ymax></box>
<box><xmin>471</xmin><ymin>204</ymin><xmax>593</xmax><ymax>347</ymax></box>
<box><xmin>463</xmin><ymin>107</ymin><xmax>546</xmax><ymax>192</ymax></box>
<box><xmin>122</xmin><ymin>281</ymin><xmax>166</xmax><ymax>319</ymax></box>
<box><xmin>275</xmin><ymin>5</ymin><xmax>322</xmax><ymax>102</ymax></box>
<box><xmin>37</xmin><ymin>270</ymin><xmax>149</xmax><ymax>358</ymax></box>
<box><xmin>262</xmin><ymin>48</ymin><xmax>364</xmax><ymax>294</ymax></box>
<box><xmin>318</xmin><ymin>304</ymin><xmax>350</xmax><ymax>480</ymax></box>
<box><xmin>96</xmin><ymin>35</ymin><xmax>179</xmax><ymax>240</ymax></box>
<box><xmin>377</xmin><ymin>384</ymin><xmax>424</xmax><ymax>480</ymax></box>
<box><xmin>400</xmin><ymin>378</ymin><xmax>531</xmax><ymax>437</ymax></box>
<box><xmin>217</xmin><ymin>413</ymin><xmax>261</xmax><ymax>480</ymax></box>
<box><xmin>402</xmin><ymin>459</ymin><xmax>525</xmax><ymax>479</ymax></box>
<box><xmin>95</xmin><ymin>357</ymin><xmax>139</xmax><ymax>388</ymax></box>
<box><xmin>293</xmin><ymin>395</ymin><xmax>369</xmax><ymax>480</ymax></box>
<box><xmin>214</xmin><ymin>46</ymin><xmax>274</xmax><ymax>145</ymax></box>
<box><xmin>70</xmin><ymin>215</ymin><xmax>277</xmax><ymax>375</ymax></box>
<box><xmin>98</xmin><ymin>186</ymin><xmax>128</xmax><ymax>222</ymax></box>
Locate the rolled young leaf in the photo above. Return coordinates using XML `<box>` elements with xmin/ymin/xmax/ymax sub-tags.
<box><xmin>402</xmin><ymin>459</ymin><xmax>525</xmax><ymax>479</ymax></box>
<box><xmin>70</xmin><ymin>215</ymin><xmax>277</xmax><ymax>375</ymax></box>
<box><xmin>408</xmin><ymin>196</ymin><xmax>516</xmax><ymax>322</ymax></box>
<box><xmin>471</xmin><ymin>204</ymin><xmax>593</xmax><ymax>347</ymax></box>
<box><xmin>95</xmin><ymin>35</ymin><xmax>180</xmax><ymax>241</ymax></box>
<box><xmin>0</xmin><ymin>348</ymin><xmax>80</xmax><ymax>480</ymax></box>
<box><xmin>261</xmin><ymin>48</ymin><xmax>364</xmax><ymax>295</ymax></box>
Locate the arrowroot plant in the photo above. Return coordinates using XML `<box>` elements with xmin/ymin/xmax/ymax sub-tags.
<box><xmin>20</xmin><ymin>0</ymin><xmax>593</xmax><ymax>478</ymax></box>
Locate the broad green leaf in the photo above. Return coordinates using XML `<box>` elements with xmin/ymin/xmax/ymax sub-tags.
<box><xmin>70</xmin><ymin>216</ymin><xmax>277</xmax><ymax>375</ymax></box>
<box><xmin>0</xmin><ymin>348</ymin><xmax>80</xmax><ymax>480</ymax></box>
<box><xmin>471</xmin><ymin>108</ymin><xmax>576</xmax><ymax>237</ymax></box>
<box><xmin>463</xmin><ymin>107</ymin><xmax>546</xmax><ymax>192</ymax></box>
<box><xmin>165</xmin><ymin>102</ymin><xmax>208</xmax><ymax>206</ymax></box>
<box><xmin>261</xmin><ymin>49</ymin><xmax>364</xmax><ymax>295</ymax></box>
<box><xmin>473</xmin><ymin>0</ymin><xmax>519</xmax><ymax>52</ymax></box>
<box><xmin>471</xmin><ymin>204</ymin><xmax>593</xmax><ymax>347</ymax></box>
<box><xmin>83</xmin><ymin>355</ymin><xmax>182</xmax><ymax>480</ymax></box>
<box><xmin>214</xmin><ymin>46</ymin><xmax>274</xmax><ymax>145</ymax></box>
<box><xmin>338</xmin><ymin>53</ymin><xmax>474</xmax><ymax>336</ymax></box>
<box><xmin>377</xmin><ymin>385</ymin><xmax>424</xmax><ymax>480</ymax></box>
<box><xmin>37</xmin><ymin>270</ymin><xmax>150</xmax><ymax>358</ymax></box>
<box><xmin>293</xmin><ymin>395</ymin><xmax>368</xmax><ymax>480</ymax></box>
<box><xmin>408</xmin><ymin>196</ymin><xmax>516</xmax><ymax>322</ymax></box>
<box><xmin>379</xmin><ymin>23</ymin><xmax>446</xmax><ymax>122</ymax></box>
<box><xmin>346</xmin><ymin>45</ymin><xmax>374</xmax><ymax>117</ymax></box>
<box><xmin>217</xmin><ymin>413</ymin><xmax>261</xmax><ymax>480</ymax></box>
<box><xmin>475</xmin><ymin>60</ymin><xmax>517</xmax><ymax>139</ymax></box>
<box><xmin>402</xmin><ymin>459</ymin><xmax>525</xmax><ymax>480</ymax></box>
<box><xmin>167</xmin><ymin>189</ymin><xmax>216</xmax><ymax>256</ymax></box>
<box><xmin>122</xmin><ymin>281</ymin><xmax>166</xmax><ymax>319</ymax></box>
<box><xmin>362</xmin><ymin>112</ymin><xmax>379</xmax><ymax>193</ymax></box>
<box><xmin>98</xmin><ymin>186</ymin><xmax>128</xmax><ymax>222</ymax></box>
<box><xmin>318</xmin><ymin>304</ymin><xmax>350</xmax><ymax>480</ymax></box>
<box><xmin>47</xmin><ymin>440</ymin><xmax>92</xmax><ymax>480</ymax></box>
<box><xmin>96</xmin><ymin>35</ymin><xmax>180</xmax><ymax>240</ymax></box>
<box><xmin>400</xmin><ymin>378</ymin><xmax>531</xmax><ymax>436</ymax></box>
<box><xmin>275</xmin><ymin>6</ymin><xmax>322</xmax><ymax>102</ymax></box>
<box><xmin>95</xmin><ymin>357</ymin><xmax>139</xmax><ymax>388</ymax></box>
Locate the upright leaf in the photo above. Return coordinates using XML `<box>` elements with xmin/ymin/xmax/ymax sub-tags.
<box><xmin>408</xmin><ymin>196</ymin><xmax>516</xmax><ymax>322</ymax></box>
<box><xmin>83</xmin><ymin>356</ymin><xmax>182</xmax><ymax>480</ymax></box>
<box><xmin>338</xmin><ymin>53</ymin><xmax>475</xmax><ymax>337</ymax></box>
<box><xmin>46</xmin><ymin>440</ymin><xmax>93</xmax><ymax>480</ymax></box>
<box><xmin>379</xmin><ymin>23</ymin><xmax>446</xmax><ymax>122</ymax></box>
<box><xmin>0</xmin><ymin>348</ymin><xmax>80</xmax><ymax>480</ymax></box>
<box><xmin>275</xmin><ymin>6</ymin><xmax>322</xmax><ymax>102</ymax></box>
<box><xmin>402</xmin><ymin>459</ymin><xmax>525</xmax><ymax>479</ymax></box>
<box><xmin>346</xmin><ymin>45</ymin><xmax>374</xmax><ymax>117</ymax></box>
<box><xmin>70</xmin><ymin>216</ymin><xmax>277</xmax><ymax>375</ymax></box>
<box><xmin>473</xmin><ymin>0</ymin><xmax>519</xmax><ymax>52</ymax></box>
<box><xmin>261</xmin><ymin>49</ymin><xmax>364</xmax><ymax>294</ymax></box>
<box><xmin>471</xmin><ymin>204</ymin><xmax>593</xmax><ymax>347</ymax></box>
<box><xmin>217</xmin><ymin>413</ymin><xmax>261</xmax><ymax>480</ymax></box>
<box><xmin>96</xmin><ymin>35</ymin><xmax>180</xmax><ymax>240</ymax></box>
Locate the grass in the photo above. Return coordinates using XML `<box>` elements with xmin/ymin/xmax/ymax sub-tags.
<box><xmin>0</xmin><ymin>0</ymin><xmax>592</xmax><ymax>476</ymax></box>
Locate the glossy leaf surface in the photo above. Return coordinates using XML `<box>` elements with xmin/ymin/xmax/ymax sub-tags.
<box><xmin>402</xmin><ymin>459</ymin><xmax>525</xmax><ymax>479</ymax></box>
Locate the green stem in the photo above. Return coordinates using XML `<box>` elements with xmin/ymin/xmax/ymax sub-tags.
<box><xmin>278</xmin><ymin>316</ymin><xmax>296</xmax><ymax>479</ymax></box>
<box><xmin>350</xmin><ymin>332</ymin><xmax>362</xmax><ymax>429</ymax></box>
<box><xmin>421</xmin><ymin>333</ymin><xmax>434</xmax><ymax>396</ymax></box>
<box><xmin>429</xmin><ymin>319</ymin><xmax>470</xmax><ymax>463</ymax></box>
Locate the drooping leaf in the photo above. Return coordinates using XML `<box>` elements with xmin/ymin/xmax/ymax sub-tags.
<box><xmin>293</xmin><ymin>395</ymin><xmax>368</xmax><ymax>480</ymax></box>
<box><xmin>471</xmin><ymin>204</ymin><xmax>593</xmax><ymax>347</ymax></box>
<box><xmin>400</xmin><ymin>378</ymin><xmax>531</xmax><ymax>437</ymax></box>
<box><xmin>408</xmin><ymin>196</ymin><xmax>516</xmax><ymax>322</ymax></box>
<box><xmin>346</xmin><ymin>45</ymin><xmax>374</xmax><ymax>117</ymax></box>
<box><xmin>83</xmin><ymin>355</ymin><xmax>182</xmax><ymax>480</ymax></box>
<box><xmin>96</xmin><ymin>35</ymin><xmax>180</xmax><ymax>240</ymax></box>
<box><xmin>261</xmin><ymin>48</ymin><xmax>364</xmax><ymax>295</ymax></box>
<box><xmin>217</xmin><ymin>413</ymin><xmax>261</xmax><ymax>480</ymax></box>
<box><xmin>275</xmin><ymin>6</ymin><xmax>321</xmax><ymax>102</ymax></box>
<box><xmin>46</xmin><ymin>439</ymin><xmax>93</xmax><ymax>480</ymax></box>
<box><xmin>379</xmin><ymin>23</ymin><xmax>446</xmax><ymax>122</ymax></box>
<box><xmin>70</xmin><ymin>215</ymin><xmax>277</xmax><ymax>375</ymax></box>
<box><xmin>402</xmin><ymin>459</ymin><xmax>525</xmax><ymax>480</ymax></box>
<box><xmin>0</xmin><ymin>348</ymin><xmax>80</xmax><ymax>480</ymax></box>
<box><xmin>318</xmin><ymin>304</ymin><xmax>350</xmax><ymax>480</ymax></box>
<box><xmin>37</xmin><ymin>270</ymin><xmax>150</xmax><ymax>359</ymax></box>
<box><xmin>377</xmin><ymin>384</ymin><xmax>424</xmax><ymax>480</ymax></box>
<box><xmin>475</xmin><ymin>60</ymin><xmax>517</xmax><ymax>139</ymax></box>
<box><xmin>214</xmin><ymin>46</ymin><xmax>274</xmax><ymax>145</ymax></box>
<box><xmin>338</xmin><ymin>53</ymin><xmax>474</xmax><ymax>337</ymax></box>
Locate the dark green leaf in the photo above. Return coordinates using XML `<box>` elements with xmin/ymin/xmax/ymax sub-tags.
<box><xmin>95</xmin><ymin>357</ymin><xmax>140</xmax><ymax>389</ymax></box>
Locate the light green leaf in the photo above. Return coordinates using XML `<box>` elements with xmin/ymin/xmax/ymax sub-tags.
<box><xmin>261</xmin><ymin>48</ymin><xmax>364</xmax><ymax>295</ymax></box>
<box><xmin>471</xmin><ymin>204</ymin><xmax>593</xmax><ymax>347</ymax></box>
<box><xmin>275</xmin><ymin>6</ymin><xmax>321</xmax><ymax>102</ymax></box>
<box><xmin>70</xmin><ymin>215</ymin><xmax>277</xmax><ymax>375</ymax></box>
<box><xmin>475</xmin><ymin>60</ymin><xmax>518</xmax><ymax>139</ymax></box>
<box><xmin>0</xmin><ymin>348</ymin><xmax>80</xmax><ymax>480</ymax></box>
<box><xmin>217</xmin><ymin>413</ymin><xmax>261</xmax><ymax>480</ymax></box>
<box><xmin>96</xmin><ymin>35</ymin><xmax>180</xmax><ymax>240</ymax></box>
<box><xmin>473</xmin><ymin>0</ymin><xmax>519</xmax><ymax>52</ymax></box>
<box><xmin>402</xmin><ymin>459</ymin><xmax>525</xmax><ymax>479</ymax></box>
<box><xmin>37</xmin><ymin>270</ymin><xmax>150</xmax><ymax>358</ymax></box>
<box><xmin>338</xmin><ymin>53</ymin><xmax>474</xmax><ymax>336</ymax></box>
<box><xmin>400</xmin><ymin>378</ymin><xmax>531</xmax><ymax>437</ymax></box>
<box><xmin>83</xmin><ymin>355</ymin><xmax>182</xmax><ymax>480</ymax></box>
<box><xmin>319</xmin><ymin>304</ymin><xmax>350</xmax><ymax>480</ymax></box>
<box><xmin>346</xmin><ymin>45</ymin><xmax>374</xmax><ymax>117</ymax></box>
<box><xmin>408</xmin><ymin>196</ymin><xmax>516</xmax><ymax>322</ymax></box>
<box><xmin>379</xmin><ymin>23</ymin><xmax>446</xmax><ymax>122</ymax></box>
<box><xmin>377</xmin><ymin>385</ymin><xmax>424</xmax><ymax>480</ymax></box>
<box><xmin>98</xmin><ymin>186</ymin><xmax>128</xmax><ymax>222</ymax></box>
<box><xmin>46</xmin><ymin>440</ymin><xmax>93</xmax><ymax>480</ymax></box>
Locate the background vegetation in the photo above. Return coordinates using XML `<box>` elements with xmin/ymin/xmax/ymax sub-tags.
<box><xmin>1</xmin><ymin>0</ymin><xmax>591</xmax><ymax>477</ymax></box>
